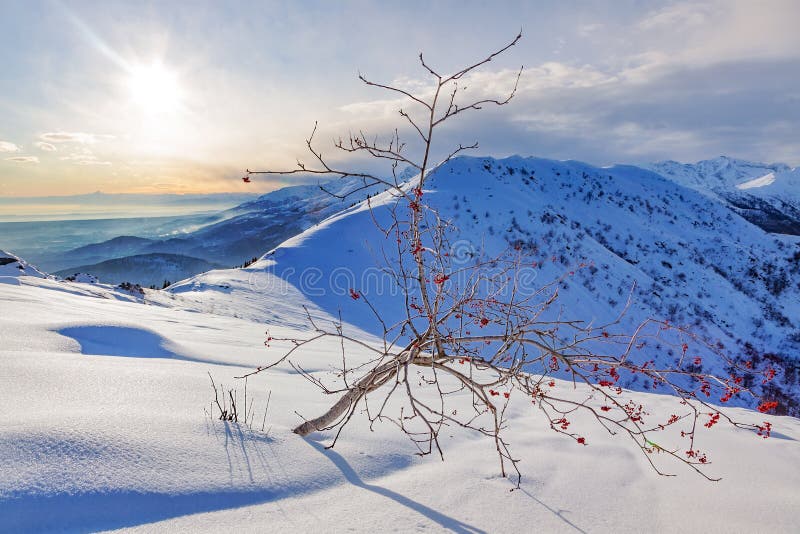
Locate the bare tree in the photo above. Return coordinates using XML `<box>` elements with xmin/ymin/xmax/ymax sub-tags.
<box><xmin>241</xmin><ymin>32</ymin><xmax>778</xmax><ymax>486</ymax></box>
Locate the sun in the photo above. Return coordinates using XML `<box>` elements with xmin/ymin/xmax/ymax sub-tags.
<box><xmin>127</xmin><ymin>61</ymin><xmax>181</xmax><ymax>113</ymax></box>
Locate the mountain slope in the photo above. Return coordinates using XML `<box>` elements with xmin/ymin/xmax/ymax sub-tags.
<box><xmin>645</xmin><ymin>156</ymin><xmax>791</xmax><ymax>191</ymax></box>
<box><xmin>167</xmin><ymin>155</ymin><xmax>800</xmax><ymax>413</ymax></box>
<box><xmin>49</xmin><ymin>175</ymin><xmax>389</xmax><ymax>278</ymax></box>
<box><xmin>647</xmin><ymin>156</ymin><xmax>800</xmax><ymax>236</ymax></box>
<box><xmin>55</xmin><ymin>253</ymin><xmax>223</xmax><ymax>287</ymax></box>
<box><xmin>140</xmin><ymin>175</ymin><xmax>388</xmax><ymax>263</ymax></box>
<box><xmin>57</xmin><ymin>236</ymin><xmax>157</xmax><ymax>268</ymax></box>
<box><xmin>0</xmin><ymin>249</ymin><xmax>48</xmax><ymax>283</ymax></box>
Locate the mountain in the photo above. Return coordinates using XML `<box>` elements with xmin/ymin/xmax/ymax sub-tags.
<box><xmin>0</xmin><ymin>212</ymin><xmax>231</xmax><ymax>272</ymax></box>
<box><xmin>58</xmin><ymin>236</ymin><xmax>157</xmax><ymax>267</ymax></box>
<box><xmin>718</xmin><ymin>167</ymin><xmax>800</xmax><ymax>235</ymax></box>
<box><xmin>645</xmin><ymin>156</ymin><xmax>791</xmax><ymax>191</ymax></box>
<box><xmin>53</xmin><ymin>158</ymin><xmax>800</xmax><ymax>288</ymax></box>
<box><xmin>55</xmin><ymin>253</ymin><xmax>223</xmax><ymax>288</ymax></box>
<box><xmin>647</xmin><ymin>156</ymin><xmax>800</xmax><ymax>235</ymax></box>
<box><xmin>0</xmin><ymin>249</ymin><xmax>48</xmax><ymax>283</ymax></box>
<box><xmin>50</xmin><ymin>175</ymin><xmax>389</xmax><ymax>278</ymax></box>
<box><xmin>138</xmin><ymin>175</ymin><xmax>389</xmax><ymax>263</ymax></box>
<box><xmin>166</xmin><ymin>155</ymin><xmax>800</xmax><ymax>414</ymax></box>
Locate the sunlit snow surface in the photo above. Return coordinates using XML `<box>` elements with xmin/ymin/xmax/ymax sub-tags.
<box><xmin>1</xmin><ymin>271</ymin><xmax>799</xmax><ymax>532</ymax></box>
<box><xmin>737</xmin><ymin>172</ymin><xmax>776</xmax><ymax>190</ymax></box>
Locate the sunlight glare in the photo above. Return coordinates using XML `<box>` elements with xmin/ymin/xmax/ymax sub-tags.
<box><xmin>127</xmin><ymin>61</ymin><xmax>181</xmax><ymax>113</ymax></box>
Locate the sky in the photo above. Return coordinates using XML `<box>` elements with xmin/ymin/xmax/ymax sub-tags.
<box><xmin>0</xmin><ymin>0</ymin><xmax>798</xmax><ymax>197</ymax></box>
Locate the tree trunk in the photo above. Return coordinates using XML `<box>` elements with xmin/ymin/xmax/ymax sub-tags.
<box><xmin>292</xmin><ymin>358</ymin><xmax>402</xmax><ymax>436</ymax></box>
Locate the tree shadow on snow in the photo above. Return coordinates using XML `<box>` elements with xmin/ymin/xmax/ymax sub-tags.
<box><xmin>0</xmin><ymin>488</ymin><xmax>290</xmax><ymax>533</ymax></box>
<box><xmin>1</xmin><ymin>430</ymin><xmax>481</xmax><ymax>533</ymax></box>
<box><xmin>515</xmin><ymin>487</ymin><xmax>589</xmax><ymax>533</ymax></box>
<box><xmin>1</xmin><ymin>424</ymin><xmax>284</xmax><ymax>533</ymax></box>
<box><xmin>304</xmin><ymin>437</ymin><xmax>487</xmax><ymax>534</ymax></box>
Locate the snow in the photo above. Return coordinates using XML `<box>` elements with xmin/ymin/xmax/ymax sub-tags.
<box><xmin>646</xmin><ymin>158</ymin><xmax>800</xmax><ymax>237</ymax></box>
<box><xmin>170</xmin><ymin>155</ymin><xmax>800</xmax><ymax>412</ymax></box>
<box><xmin>645</xmin><ymin>156</ymin><xmax>791</xmax><ymax>191</ymax></box>
<box><xmin>54</xmin><ymin>253</ymin><xmax>222</xmax><ymax>287</ymax></box>
<box><xmin>58</xmin><ymin>325</ymin><xmax>184</xmax><ymax>358</ymax></box>
<box><xmin>737</xmin><ymin>172</ymin><xmax>776</xmax><ymax>190</ymax></box>
<box><xmin>2</xmin><ymin>154</ymin><xmax>800</xmax><ymax>531</ymax></box>
<box><xmin>742</xmin><ymin>167</ymin><xmax>800</xmax><ymax>202</ymax></box>
<box><xmin>0</xmin><ymin>249</ymin><xmax>48</xmax><ymax>284</ymax></box>
<box><xmin>63</xmin><ymin>272</ymin><xmax>99</xmax><ymax>284</ymax></box>
<box><xmin>2</xmin><ymin>256</ymin><xmax>799</xmax><ymax>532</ymax></box>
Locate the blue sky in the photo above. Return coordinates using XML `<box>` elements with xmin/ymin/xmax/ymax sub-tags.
<box><xmin>1</xmin><ymin>0</ymin><xmax>798</xmax><ymax>197</ymax></box>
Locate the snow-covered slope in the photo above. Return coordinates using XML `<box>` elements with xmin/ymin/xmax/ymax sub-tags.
<box><xmin>737</xmin><ymin>166</ymin><xmax>800</xmax><ymax>198</ymax></box>
<box><xmin>2</xmin><ymin>267</ymin><xmax>799</xmax><ymax>532</ymax></box>
<box><xmin>171</xmin><ymin>156</ymin><xmax>800</xmax><ymax>414</ymax></box>
<box><xmin>0</xmin><ymin>249</ymin><xmax>48</xmax><ymax>283</ymax></box>
<box><xmin>647</xmin><ymin>156</ymin><xmax>800</xmax><ymax>235</ymax></box>
<box><xmin>646</xmin><ymin>156</ymin><xmax>791</xmax><ymax>191</ymax></box>
<box><xmin>143</xmin><ymin>175</ymin><xmax>387</xmax><ymax>262</ymax></box>
<box><xmin>54</xmin><ymin>252</ymin><xmax>223</xmax><ymax>287</ymax></box>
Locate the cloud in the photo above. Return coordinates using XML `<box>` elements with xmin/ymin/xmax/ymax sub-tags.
<box><xmin>330</xmin><ymin>2</ymin><xmax>800</xmax><ymax>170</ymax></box>
<box><xmin>34</xmin><ymin>141</ymin><xmax>57</xmax><ymax>152</ymax></box>
<box><xmin>500</xmin><ymin>56</ymin><xmax>800</xmax><ymax>165</ymax></box>
<box><xmin>335</xmin><ymin>51</ymin><xmax>800</xmax><ymax>169</ymax></box>
<box><xmin>5</xmin><ymin>156</ymin><xmax>39</xmax><ymax>163</ymax></box>
<box><xmin>59</xmin><ymin>147</ymin><xmax>111</xmax><ymax>166</ymax></box>
<box><xmin>39</xmin><ymin>132</ymin><xmax>115</xmax><ymax>144</ymax></box>
<box><xmin>634</xmin><ymin>0</ymin><xmax>800</xmax><ymax>69</ymax></box>
<box><xmin>638</xmin><ymin>2</ymin><xmax>711</xmax><ymax>30</ymax></box>
<box><xmin>577</xmin><ymin>23</ymin><xmax>603</xmax><ymax>37</ymax></box>
<box><xmin>0</xmin><ymin>141</ymin><xmax>21</xmax><ymax>153</ymax></box>
<box><xmin>341</xmin><ymin>64</ymin><xmax>616</xmax><ymax>117</ymax></box>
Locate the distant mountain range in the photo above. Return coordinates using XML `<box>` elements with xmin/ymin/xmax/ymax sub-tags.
<box><xmin>39</xmin><ymin>175</ymin><xmax>387</xmax><ymax>284</ymax></box>
<box><xmin>13</xmin><ymin>156</ymin><xmax>800</xmax><ymax>295</ymax></box>
<box><xmin>54</xmin><ymin>253</ymin><xmax>223</xmax><ymax>288</ymax></box>
<box><xmin>646</xmin><ymin>156</ymin><xmax>800</xmax><ymax>234</ymax></box>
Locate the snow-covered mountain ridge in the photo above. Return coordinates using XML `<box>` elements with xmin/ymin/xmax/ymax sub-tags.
<box><xmin>646</xmin><ymin>156</ymin><xmax>792</xmax><ymax>191</ymax></box>
<box><xmin>40</xmin><ymin>156</ymin><xmax>800</xmax><ymax>287</ymax></box>
<box><xmin>54</xmin><ymin>253</ymin><xmax>223</xmax><ymax>288</ymax></box>
<box><xmin>0</xmin><ymin>249</ymin><xmax>48</xmax><ymax>282</ymax></box>
<box><xmin>647</xmin><ymin>156</ymin><xmax>800</xmax><ymax>235</ymax></box>
<box><xmin>170</xmin><ymin>155</ymin><xmax>800</xmax><ymax>414</ymax></box>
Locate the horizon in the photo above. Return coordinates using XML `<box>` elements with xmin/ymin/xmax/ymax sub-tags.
<box><xmin>1</xmin><ymin>151</ymin><xmax>796</xmax><ymax>221</ymax></box>
<box><xmin>1</xmin><ymin>1</ymin><xmax>798</xmax><ymax>201</ymax></box>
<box><xmin>2</xmin><ymin>151</ymin><xmax>796</xmax><ymax>198</ymax></box>
<box><xmin>0</xmin><ymin>190</ymin><xmax>260</xmax><ymax>222</ymax></box>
